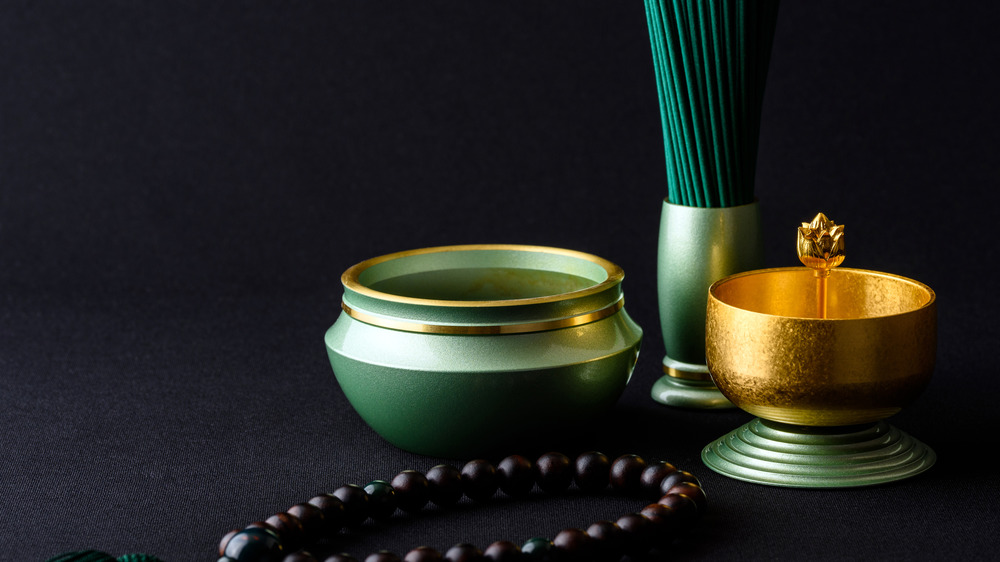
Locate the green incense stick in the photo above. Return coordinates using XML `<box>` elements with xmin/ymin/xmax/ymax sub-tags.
<box><xmin>644</xmin><ymin>0</ymin><xmax>779</xmax><ymax>208</ymax></box>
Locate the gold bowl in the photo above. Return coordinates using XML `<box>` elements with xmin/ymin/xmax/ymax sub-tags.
<box><xmin>702</xmin><ymin>266</ymin><xmax>937</xmax><ymax>487</ymax></box>
<box><xmin>706</xmin><ymin>267</ymin><xmax>936</xmax><ymax>426</ymax></box>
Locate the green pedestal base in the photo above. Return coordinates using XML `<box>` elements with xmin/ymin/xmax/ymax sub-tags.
<box><xmin>702</xmin><ymin>418</ymin><xmax>936</xmax><ymax>488</ymax></box>
<box><xmin>650</xmin><ymin>356</ymin><xmax>736</xmax><ymax>409</ymax></box>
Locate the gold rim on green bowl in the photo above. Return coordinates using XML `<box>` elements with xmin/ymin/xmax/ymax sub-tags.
<box><xmin>340</xmin><ymin>244</ymin><xmax>626</xmax><ymax>334</ymax></box>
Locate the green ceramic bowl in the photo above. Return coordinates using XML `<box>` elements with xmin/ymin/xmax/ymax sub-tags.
<box><xmin>325</xmin><ymin>244</ymin><xmax>643</xmax><ymax>457</ymax></box>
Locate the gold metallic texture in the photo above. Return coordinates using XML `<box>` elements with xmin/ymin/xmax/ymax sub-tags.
<box><xmin>706</xmin><ymin>267</ymin><xmax>936</xmax><ymax>427</ymax></box>
<box><xmin>797</xmin><ymin>212</ymin><xmax>845</xmax><ymax>273</ymax></box>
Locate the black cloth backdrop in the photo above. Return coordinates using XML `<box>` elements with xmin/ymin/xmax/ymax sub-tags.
<box><xmin>2</xmin><ymin>1</ymin><xmax>998</xmax><ymax>560</ymax></box>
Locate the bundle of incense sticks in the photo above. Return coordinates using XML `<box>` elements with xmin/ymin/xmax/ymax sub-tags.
<box><xmin>644</xmin><ymin>0</ymin><xmax>780</xmax><ymax>208</ymax></box>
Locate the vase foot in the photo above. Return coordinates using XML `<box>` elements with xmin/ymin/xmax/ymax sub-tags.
<box><xmin>650</xmin><ymin>356</ymin><xmax>735</xmax><ymax>409</ymax></box>
<box><xmin>701</xmin><ymin>418</ymin><xmax>936</xmax><ymax>488</ymax></box>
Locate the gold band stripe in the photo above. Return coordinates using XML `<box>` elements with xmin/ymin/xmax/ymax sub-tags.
<box><xmin>663</xmin><ymin>364</ymin><xmax>714</xmax><ymax>382</ymax></box>
<box><xmin>342</xmin><ymin>298</ymin><xmax>624</xmax><ymax>335</ymax></box>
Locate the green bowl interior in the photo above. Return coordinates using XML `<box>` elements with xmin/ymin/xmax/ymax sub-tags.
<box><xmin>358</xmin><ymin>249</ymin><xmax>609</xmax><ymax>302</ymax></box>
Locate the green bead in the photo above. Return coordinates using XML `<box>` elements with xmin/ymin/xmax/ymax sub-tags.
<box><xmin>117</xmin><ymin>555</ymin><xmax>165</xmax><ymax>562</ymax></box>
<box><xmin>45</xmin><ymin>552</ymin><xmax>116</xmax><ymax>562</ymax></box>
<box><xmin>520</xmin><ymin>538</ymin><xmax>554</xmax><ymax>561</ymax></box>
<box><xmin>364</xmin><ymin>479</ymin><xmax>397</xmax><ymax>520</ymax></box>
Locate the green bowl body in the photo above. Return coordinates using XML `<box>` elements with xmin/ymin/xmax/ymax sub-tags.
<box><xmin>325</xmin><ymin>244</ymin><xmax>642</xmax><ymax>457</ymax></box>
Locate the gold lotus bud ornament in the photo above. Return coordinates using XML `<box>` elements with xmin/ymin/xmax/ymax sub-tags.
<box><xmin>797</xmin><ymin>213</ymin><xmax>844</xmax><ymax>318</ymax></box>
<box><xmin>798</xmin><ymin>213</ymin><xmax>845</xmax><ymax>273</ymax></box>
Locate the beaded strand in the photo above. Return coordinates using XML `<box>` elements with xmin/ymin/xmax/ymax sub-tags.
<box><xmin>219</xmin><ymin>452</ymin><xmax>708</xmax><ymax>562</ymax></box>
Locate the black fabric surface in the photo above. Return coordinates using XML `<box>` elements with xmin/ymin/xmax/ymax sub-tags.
<box><xmin>2</xmin><ymin>1</ymin><xmax>998</xmax><ymax>560</ymax></box>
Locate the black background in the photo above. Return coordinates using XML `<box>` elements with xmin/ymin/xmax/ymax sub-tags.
<box><xmin>2</xmin><ymin>1</ymin><xmax>998</xmax><ymax>560</ymax></box>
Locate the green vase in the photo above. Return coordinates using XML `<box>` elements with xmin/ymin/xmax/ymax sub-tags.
<box><xmin>652</xmin><ymin>200</ymin><xmax>763</xmax><ymax>409</ymax></box>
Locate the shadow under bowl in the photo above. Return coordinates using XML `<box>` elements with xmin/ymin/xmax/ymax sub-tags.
<box><xmin>706</xmin><ymin>267</ymin><xmax>936</xmax><ymax>426</ymax></box>
<box><xmin>325</xmin><ymin>244</ymin><xmax>643</xmax><ymax>457</ymax></box>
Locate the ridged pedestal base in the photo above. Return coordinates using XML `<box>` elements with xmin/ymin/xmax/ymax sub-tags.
<box><xmin>702</xmin><ymin>418</ymin><xmax>936</xmax><ymax>488</ymax></box>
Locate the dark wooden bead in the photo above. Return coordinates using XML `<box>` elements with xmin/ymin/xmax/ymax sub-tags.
<box><xmin>427</xmin><ymin>464</ymin><xmax>464</xmax><ymax>507</ymax></box>
<box><xmin>444</xmin><ymin>543</ymin><xmax>484</xmax><ymax>562</ymax></box>
<box><xmin>287</xmin><ymin>503</ymin><xmax>326</xmax><ymax>542</ymax></box>
<box><xmin>365</xmin><ymin>552</ymin><xmax>402</xmax><ymax>562</ymax></box>
<box><xmin>404</xmin><ymin>546</ymin><xmax>444</xmax><ymax>562</ymax></box>
<box><xmin>640</xmin><ymin>503</ymin><xmax>679</xmax><ymax>546</ymax></box>
<box><xmin>364</xmin><ymin>480</ymin><xmax>398</xmax><ymax>520</ymax></box>
<box><xmin>609</xmin><ymin>454</ymin><xmax>647</xmax><ymax>495</ymax></box>
<box><xmin>657</xmin><ymin>493</ymin><xmax>698</xmax><ymax>522</ymax></box>
<box><xmin>265</xmin><ymin>512</ymin><xmax>305</xmax><ymax>551</ymax></box>
<box><xmin>308</xmin><ymin>494</ymin><xmax>346</xmax><ymax>533</ymax></box>
<box><xmin>219</xmin><ymin>529</ymin><xmax>239</xmax><ymax>556</ymax></box>
<box><xmin>573</xmin><ymin>451</ymin><xmax>610</xmax><ymax>492</ymax></box>
<box><xmin>534</xmin><ymin>452</ymin><xmax>572</xmax><ymax>494</ymax></box>
<box><xmin>584</xmin><ymin>521</ymin><xmax>623</xmax><ymax>561</ymax></box>
<box><xmin>497</xmin><ymin>455</ymin><xmax>534</xmax><ymax>497</ymax></box>
<box><xmin>520</xmin><ymin>538</ymin><xmax>553</xmax><ymax>560</ymax></box>
<box><xmin>663</xmin><ymin>482</ymin><xmax>707</xmax><ymax>511</ymax></box>
<box><xmin>332</xmin><ymin>484</ymin><xmax>370</xmax><ymax>526</ymax></box>
<box><xmin>483</xmin><ymin>541</ymin><xmax>521</xmax><ymax>562</ymax></box>
<box><xmin>391</xmin><ymin>470</ymin><xmax>430</xmax><ymax>513</ymax></box>
<box><xmin>639</xmin><ymin>461</ymin><xmax>677</xmax><ymax>498</ymax></box>
<box><xmin>585</xmin><ymin>519</ymin><xmax>621</xmax><ymax>541</ymax></box>
<box><xmin>615</xmin><ymin>513</ymin><xmax>652</xmax><ymax>556</ymax></box>
<box><xmin>283</xmin><ymin>553</ymin><xmax>319</xmax><ymax>562</ymax></box>
<box><xmin>658</xmin><ymin>470</ymin><xmax>700</xmax><ymax>496</ymax></box>
<box><xmin>461</xmin><ymin>459</ymin><xmax>499</xmax><ymax>502</ymax></box>
<box><xmin>223</xmin><ymin>527</ymin><xmax>285</xmax><ymax>562</ymax></box>
<box><xmin>552</xmin><ymin>528</ymin><xmax>594</xmax><ymax>559</ymax></box>
<box><xmin>322</xmin><ymin>555</ymin><xmax>359</xmax><ymax>562</ymax></box>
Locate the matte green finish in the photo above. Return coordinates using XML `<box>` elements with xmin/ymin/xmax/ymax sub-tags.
<box><xmin>654</xmin><ymin>200</ymin><xmax>763</xmax><ymax>408</ymax></box>
<box><xmin>326</xmin><ymin>246</ymin><xmax>643</xmax><ymax>458</ymax></box>
<box><xmin>657</xmin><ymin>200</ymin><xmax>763</xmax><ymax>363</ymax></box>
<box><xmin>326</xmin><ymin>312</ymin><xmax>641</xmax><ymax>457</ymax></box>
<box><xmin>701</xmin><ymin>419</ymin><xmax>936</xmax><ymax>488</ymax></box>
<box><xmin>650</xmin><ymin>374</ymin><xmax>733</xmax><ymax>409</ymax></box>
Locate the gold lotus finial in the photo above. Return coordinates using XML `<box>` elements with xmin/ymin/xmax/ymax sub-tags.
<box><xmin>797</xmin><ymin>212</ymin><xmax>844</xmax><ymax>319</ymax></box>
<box><xmin>797</xmin><ymin>212</ymin><xmax>845</xmax><ymax>275</ymax></box>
